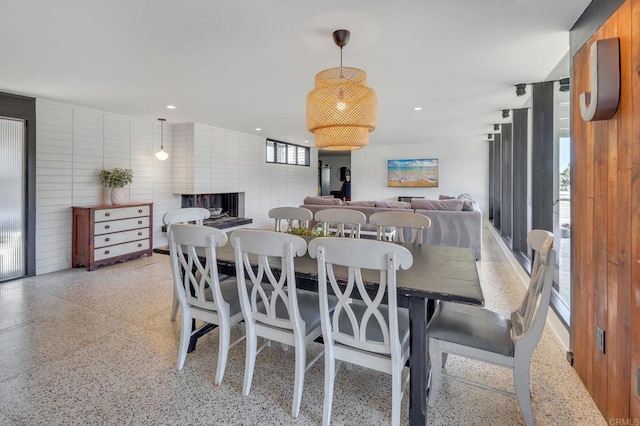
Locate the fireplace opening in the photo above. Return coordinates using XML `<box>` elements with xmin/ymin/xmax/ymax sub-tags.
<box><xmin>181</xmin><ymin>192</ymin><xmax>242</xmax><ymax>217</ymax></box>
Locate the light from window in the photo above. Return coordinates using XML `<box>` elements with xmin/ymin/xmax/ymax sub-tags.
<box><xmin>266</xmin><ymin>138</ymin><xmax>310</xmax><ymax>166</ymax></box>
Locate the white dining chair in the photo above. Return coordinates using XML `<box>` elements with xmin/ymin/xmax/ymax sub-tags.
<box><xmin>167</xmin><ymin>224</ymin><xmax>245</xmax><ymax>385</ymax></box>
<box><xmin>268</xmin><ymin>206</ymin><xmax>313</xmax><ymax>232</ymax></box>
<box><xmin>369</xmin><ymin>211</ymin><xmax>432</xmax><ymax>244</ymax></box>
<box><xmin>426</xmin><ymin>229</ymin><xmax>555</xmax><ymax>426</ymax></box>
<box><xmin>315</xmin><ymin>208</ymin><xmax>367</xmax><ymax>238</ymax></box>
<box><xmin>163</xmin><ymin>207</ymin><xmax>211</xmax><ymax>321</ymax></box>
<box><xmin>230</xmin><ymin>229</ymin><xmax>335</xmax><ymax>418</ymax></box>
<box><xmin>308</xmin><ymin>237</ymin><xmax>414</xmax><ymax>426</ymax></box>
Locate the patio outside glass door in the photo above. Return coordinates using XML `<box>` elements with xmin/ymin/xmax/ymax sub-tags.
<box><xmin>0</xmin><ymin>117</ymin><xmax>26</xmax><ymax>281</ymax></box>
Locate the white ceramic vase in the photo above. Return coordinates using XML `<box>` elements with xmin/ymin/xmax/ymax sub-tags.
<box><xmin>110</xmin><ymin>187</ymin><xmax>127</xmax><ymax>205</ymax></box>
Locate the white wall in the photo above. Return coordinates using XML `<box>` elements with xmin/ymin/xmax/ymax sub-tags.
<box><xmin>350</xmin><ymin>139</ymin><xmax>489</xmax><ymax>213</ymax></box>
<box><xmin>318</xmin><ymin>154</ymin><xmax>351</xmax><ymax>192</ymax></box>
<box><xmin>35</xmin><ymin>99</ymin><xmax>318</xmax><ymax>275</ymax></box>
<box><xmin>172</xmin><ymin>122</ymin><xmax>318</xmax><ymax>229</ymax></box>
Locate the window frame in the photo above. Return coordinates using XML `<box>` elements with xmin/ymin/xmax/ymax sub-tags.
<box><xmin>266</xmin><ymin>138</ymin><xmax>310</xmax><ymax>166</ymax></box>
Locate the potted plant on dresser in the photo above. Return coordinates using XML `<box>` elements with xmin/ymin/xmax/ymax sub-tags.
<box><xmin>99</xmin><ymin>167</ymin><xmax>133</xmax><ymax>205</ymax></box>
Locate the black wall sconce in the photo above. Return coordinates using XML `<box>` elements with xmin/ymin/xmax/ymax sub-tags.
<box><xmin>488</xmin><ymin>133</ymin><xmax>493</xmax><ymax>140</ymax></box>
<box><xmin>559</xmin><ymin>77</ymin><xmax>570</xmax><ymax>92</ymax></box>
<box><xmin>502</xmin><ymin>109</ymin><xmax>510</xmax><ymax>119</ymax></box>
<box><xmin>494</xmin><ymin>124</ymin><xmax>500</xmax><ymax>131</ymax></box>
<box><xmin>515</xmin><ymin>83</ymin><xmax>527</xmax><ymax>96</ymax></box>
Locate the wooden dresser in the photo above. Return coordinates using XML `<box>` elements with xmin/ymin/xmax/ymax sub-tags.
<box><xmin>72</xmin><ymin>202</ymin><xmax>153</xmax><ymax>271</ymax></box>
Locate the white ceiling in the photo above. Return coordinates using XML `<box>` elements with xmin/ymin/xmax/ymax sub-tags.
<box><xmin>0</xmin><ymin>0</ymin><xmax>590</xmax><ymax>149</ymax></box>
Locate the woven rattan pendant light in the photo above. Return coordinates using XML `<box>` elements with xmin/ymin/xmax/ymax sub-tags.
<box><xmin>306</xmin><ymin>29</ymin><xmax>377</xmax><ymax>150</ymax></box>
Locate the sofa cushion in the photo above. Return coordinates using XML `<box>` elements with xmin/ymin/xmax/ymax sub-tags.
<box><xmin>303</xmin><ymin>196</ymin><xmax>343</xmax><ymax>206</ymax></box>
<box><xmin>411</xmin><ymin>199</ymin><xmax>464</xmax><ymax>211</ymax></box>
<box><xmin>375</xmin><ymin>200</ymin><xmax>411</xmax><ymax>209</ymax></box>
<box><xmin>346</xmin><ymin>200</ymin><xmax>376</xmax><ymax>207</ymax></box>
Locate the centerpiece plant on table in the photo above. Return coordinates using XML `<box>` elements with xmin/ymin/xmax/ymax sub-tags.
<box><xmin>285</xmin><ymin>226</ymin><xmax>327</xmax><ymax>238</ymax></box>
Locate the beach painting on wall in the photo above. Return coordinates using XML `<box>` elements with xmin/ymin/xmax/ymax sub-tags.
<box><xmin>387</xmin><ymin>158</ymin><xmax>439</xmax><ymax>187</ymax></box>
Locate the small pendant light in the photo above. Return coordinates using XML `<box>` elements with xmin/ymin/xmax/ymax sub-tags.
<box><xmin>155</xmin><ymin>118</ymin><xmax>169</xmax><ymax>160</ymax></box>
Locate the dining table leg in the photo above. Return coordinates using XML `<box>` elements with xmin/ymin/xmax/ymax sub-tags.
<box><xmin>408</xmin><ymin>297</ymin><xmax>427</xmax><ymax>426</ymax></box>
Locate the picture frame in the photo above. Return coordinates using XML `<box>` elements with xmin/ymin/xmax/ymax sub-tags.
<box><xmin>387</xmin><ymin>158</ymin><xmax>439</xmax><ymax>187</ymax></box>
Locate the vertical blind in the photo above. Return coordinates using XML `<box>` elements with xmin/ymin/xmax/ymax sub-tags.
<box><xmin>0</xmin><ymin>117</ymin><xmax>26</xmax><ymax>281</ymax></box>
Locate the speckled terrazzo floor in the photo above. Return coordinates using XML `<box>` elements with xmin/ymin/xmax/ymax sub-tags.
<box><xmin>0</xmin><ymin>227</ymin><xmax>605</xmax><ymax>425</ymax></box>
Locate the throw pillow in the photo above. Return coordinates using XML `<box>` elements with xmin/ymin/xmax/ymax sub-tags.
<box><xmin>346</xmin><ymin>200</ymin><xmax>376</xmax><ymax>207</ymax></box>
<box><xmin>303</xmin><ymin>196</ymin><xmax>343</xmax><ymax>206</ymax></box>
<box><xmin>375</xmin><ymin>200</ymin><xmax>412</xmax><ymax>209</ymax></box>
<box><xmin>462</xmin><ymin>200</ymin><xmax>478</xmax><ymax>211</ymax></box>
<box><xmin>438</xmin><ymin>194</ymin><xmax>455</xmax><ymax>200</ymax></box>
<box><xmin>457</xmin><ymin>193</ymin><xmax>473</xmax><ymax>201</ymax></box>
<box><xmin>411</xmin><ymin>199</ymin><xmax>464</xmax><ymax>211</ymax></box>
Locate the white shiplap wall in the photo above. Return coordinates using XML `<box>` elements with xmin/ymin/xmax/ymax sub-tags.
<box><xmin>171</xmin><ymin>122</ymin><xmax>318</xmax><ymax>230</ymax></box>
<box><xmin>35</xmin><ymin>100</ymin><xmax>317</xmax><ymax>275</ymax></box>
<box><xmin>35</xmin><ymin>99</ymin><xmax>178</xmax><ymax>275</ymax></box>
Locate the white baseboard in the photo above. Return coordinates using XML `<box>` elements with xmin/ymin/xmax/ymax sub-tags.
<box><xmin>487</xmin><ymin>226</ymin><xmax>571</xmax><ymax>354</ymax></box>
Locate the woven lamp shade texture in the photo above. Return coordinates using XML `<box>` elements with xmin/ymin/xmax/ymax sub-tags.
<box><xmin>306</xmin><ymin>66</ymin><xmax>377</xmax><ymax>150</ymax></box>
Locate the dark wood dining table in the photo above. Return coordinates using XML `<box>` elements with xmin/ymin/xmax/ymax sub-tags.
<box><xmin>154</xmin><ymin>239</ymin><xmax>483</xmax><ymax>426</ymax></box>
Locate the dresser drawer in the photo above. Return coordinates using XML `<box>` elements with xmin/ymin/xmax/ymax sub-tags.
<box><xmin>95</xmin><ymin>205</ymin><xmax>150</xmax><ymax>222</ymax></box>
<box><xmin>94</xmin><ymin>228</ymin><xmax>150</xmax><ymax>248</ymax></box>
<box><xmin>94</xmin><ymin>217</ymin><xmax>149</xmax><ymax>235</ymax></box>
<box><xmin>94</xmin><ymin>239</ymin><xmax>150</xmax><ymax>261</ymax></box>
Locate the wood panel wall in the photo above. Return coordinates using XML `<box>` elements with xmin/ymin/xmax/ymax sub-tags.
<box><xmin>571</xmin><ymin>0</ymin><xmax>640</xmax><ymax>420</ymax></box>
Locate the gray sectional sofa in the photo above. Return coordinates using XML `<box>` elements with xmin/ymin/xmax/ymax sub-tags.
<box><xmin>300</xmin><ymin>195</ymin><xmax>482</xmax><ymax>260</ymax></box>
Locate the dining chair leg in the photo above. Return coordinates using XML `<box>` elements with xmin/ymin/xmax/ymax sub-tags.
<box><xmin>215</xmin><ymin>320</ymin><xmax>230</xmax><ymax>386</ymax></box>
<box><xmin>391</xmin><ymin>361</ymin><xmax>403</xmax><ymax>426</ymax></box>
<box><xmin>177</xmin><ymin>312</ymin><xmax>191</xmax><ymax>370</ymax></box>
<box><xmin>322</xmin><ymin>351</ymin><xmax>335</xmax><ymax>426</ymax></box>
<box><xmin>170</xmin><ymin>287</ymin><xmax>179</xmax><ymax>321</ymax></box>
<box><xmin>427</xmin><ymin>339</ymin><xmax>443</xmax><ymax>410</ymax></box>
<box><xmin>441</xmin><ymin>352</ymin><xmax>448</xmax><ymax>368</ymax></box>
<box><xmin>514</xmin><ymin>355</ymin><xmax>534</xmax><ymax>426</ymax></box>
<box><xmin>242</xmin><ymin>327</ymin><xmax>257</xmax><ymax>396</ymax></box>
<box><xmin>291</xmin><ymin>342</ymin><xmax>306</xmax><ymax>417</ymax></box>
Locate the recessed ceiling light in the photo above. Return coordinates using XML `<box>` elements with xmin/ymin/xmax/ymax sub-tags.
<box><xmin>304</xmin><ymin>140</ymin><xmax>309</xmax><ymax>144</ymax></box>
<box><xmin>413</xmin><ymin>107</ymin><xmax>422</xmax><ymax>111</ymax></box>
<box><xmin>166</xmin><ymin>105</ymin><xmax>176</xmax><ymax>109</ymax></box>
<box><xmin>255</xmin><ymin>127</ymin><xmax>262</xmax><ymax>131</ymax></box>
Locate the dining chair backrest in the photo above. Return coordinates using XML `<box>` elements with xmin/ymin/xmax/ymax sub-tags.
<box><xmin>268</xmin><ymin>207</ymin><xmax>313</xmax><ymax>232</ymax></box>
<box><xmin>315</xmin><ymin>208</ymin><xmax>367</xmax><ymax>238</ymax></box>
<box><xmin>308</xmin><ymin>237</ymin><xmax>413</xmax><ymax>355</ymax></box>
<box><xmin>163</xmin><ymin>207</ymin><xmax>212</xmax><ymax>321</ymax></box>
<box><xmin>369</xmin><ymin>211</ymin><xmax>432</xmax><ymax>244</ymax></box>
<box><xmin>163</xmin><ymin>207</ymin><xmax>210</xmax><ymax>226</ymax></box>
<box><xmin>167</xmin><ymin>224</ymin><xmax>230</xmax><ymax>317</ymax></box>
<box><xmin>230</xmin><ymin>230</ymin><xmax>308</xmax><ymax>333</ymax></box>
<box><xmin>511</xmin><ymin>229</ymin><xmax>555</xmax><ymax>352</ymax></box>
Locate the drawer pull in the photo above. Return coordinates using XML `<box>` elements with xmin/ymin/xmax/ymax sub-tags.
<box><xmin>138</xmin><ymin>209</ymin><xmax>143</xmax><ymax>213</ymax></box>
<box><xmin>105</xmin><ymin>238</ymin><xmax>110</xmax><ymax>242</ymax></box>
<box><xmin>105</xmin><ymin>225</ymin><xmax>110</xmax><ymax>229</ymax></box>
<box><xmin>105</xmin><ymin>250</ymin><xmax>110</xmax><ymax>255</ymax></box>
<box><xmin>138</xmin><ymin>220</ymin><xmax>143</xmax><ymax>224</ymax></box>
<box><xmin>138</xmin><ymin>243</ymin><xmax>142</xmax><ymax>248</ymax></box>
<box><xmin>138</xmin><ymin>232</ymin><xmax>143</xmax><ymax>236</ymax></box>
<box><xmin>105</xmin><ymin>212</ymin><xmax>111</xmax><ymax>217</ymax></box>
